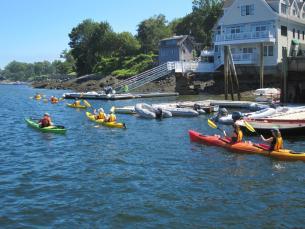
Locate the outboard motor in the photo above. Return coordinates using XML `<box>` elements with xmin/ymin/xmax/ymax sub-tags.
<box><xmin>193</xmin><ymin>103</ymin><xmax>201</xmax><ymax>111</ymax></box>
<box><xmin>232</xmin><ymin>111</ymin><xmax>243</xmax><ymax>122</ymax></box>
<box><xmin>155</xmin><ymin>108</ymin><xmax>163</xmax><ymax>120</ymax></box>
<box><xmin>219</xmin><ymin>108</ymin><xmax>228</xmax><ymax>116</ymax></box>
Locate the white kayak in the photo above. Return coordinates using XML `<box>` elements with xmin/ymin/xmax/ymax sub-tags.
<box><xmin>114</xmin><ymin>106</ymin><xmax>136</xmax><ymax>114</ymax></box>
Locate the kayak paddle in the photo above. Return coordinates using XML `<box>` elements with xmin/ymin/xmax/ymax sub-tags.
<box><xmin>207</xmin><ymin>119</ymin><xmax>227</xmax><ymax>136</ymax></box>
<box><xmin>83</xmin><ymin>99</ymin><xmax>92</xmax><ymax>108</ymax></box>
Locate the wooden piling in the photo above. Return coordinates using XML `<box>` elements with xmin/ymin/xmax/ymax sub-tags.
<box><xmin>259</xmin><ymin>43</ymin><xmax>264</xmax><ymax>88</ymax></box>
<box><xmin>224</xmin><ymin>46</ymin><xmax>229</xmax><ymax>100</ymax></box>
<box><xmin>282</xmin><ymin>47</ymin><xmax>288</xmax><ymax>103</ymax></box>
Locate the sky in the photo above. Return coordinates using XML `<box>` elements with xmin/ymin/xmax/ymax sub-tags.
<box><xmin>0</xmin><ymin>0</ymin><xmax>192</xmax><ymax>68</ymax></box>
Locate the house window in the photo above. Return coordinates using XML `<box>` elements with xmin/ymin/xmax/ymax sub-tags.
<box><xmin>241</xmin><ymin>5</ymin><xmax>254</xmax><ymax>16</ymax></box>
<box><xmin>281</xmin><ymin>3</ymin><xmax>287</xmax><ymax>14</ymax></box>
<box><xmin>281</xmin><ymin>26</ymin><xmax>287</xmax><ymax>36</ymax></box>
<box><xmin>268</xmin><ymin>46</ymin><xmax>274</xmax><ymax>56</ymax></box>
<box><xmin>293</xmin><ymin>28</ymin><xmax>296</xmax><ymax>38</ymax></box>
<box><xmin>264</xmin><ymin>46</ymin><xmax>274</xmax><ymax>56</ymax></box>
<box><xmin>243</xmin><ymin>47</ymin><xmax>253</xmax><ymax>53</ymax></box>
<box><xmin>303</xmin><ymin>31</ymin><xmax>305</xmax><ymax>40</ymax></box>
<box><xmin>215</xmin><ymin>45</ymin><xmax>219</xmax><ymax>53</ymax></box>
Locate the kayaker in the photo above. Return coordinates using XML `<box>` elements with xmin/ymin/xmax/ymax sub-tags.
<box><xmin>260</xmin><ymin>129</ymin><xmax>283</xmax><ymax>151</ymax></box>
<box><xmin>107</xmin><ymin>111</ymin><xmax>116</xmax><ymax>122</ymax></box>
<box><xmin>94</xmin><ymin>108</ymin><xmax>106</xmax><ymax>120</ymax></box>
<box><xmin>73</xmin><ymin>99</ymin><xmax>81</xmax><ymax>106</ymax></box>
<box><xmin>230</xmin><ymin>123</ymin><xmax>243</xmax><ymax>143</ymax></box>
<box><xmin>38</xmin><ymin>113</ymin><xmax>53</xmax><ymax>128</ymax></box>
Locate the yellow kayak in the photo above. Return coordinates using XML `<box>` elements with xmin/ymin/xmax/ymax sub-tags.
<box><xmin>67</xmin><ymin>103</ymin><xmax>87</xmax><ymax>109</ymax></box>
<box><xmin>86</xmin><ymin>112</ymin><xmax>126</xmax><ymax>128</ymax></box>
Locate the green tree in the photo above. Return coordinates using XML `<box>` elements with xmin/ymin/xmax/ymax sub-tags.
<box><xmin>174</xmin><ymin>0</ymin><xmax>223</xmax><ymax>46</ymax></box>
<box><xmin>137</xmin><ymin>14</ymin><xmax>172</xmax><ymax>53</ymax></box>
<box><xmin>115</xmin><ymin>32</ymin><xmax>140</xmax><ymax>56</ymax></box>
<box><xmin>68</xmin><ymin>19</ymin><xmax>115</xmax><ymax>75</ymax></box>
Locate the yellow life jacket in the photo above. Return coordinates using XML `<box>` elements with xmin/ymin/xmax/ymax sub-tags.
<box><xmin>97</xmin><ymin>112</ymin><xmax>106</xmax><ymax>120</ymax></box>
<box><xmin>236</xmin><ymin>129</ymin><xmax>243</xmax><ymax>142</ymax></box>
<box><xmin>108</xmin><ymin>114</ymin><xmax>116</xmax><ymax>122</ymax></box>
<box><xmin>74</xmin><ymin>100</ymin><xmax>80</xmax><ymax>106</ymax></box>
<box><xmin>274</xmin><ymin>137</ymin><xmax>283</xmax><ymax>151</ymax></box>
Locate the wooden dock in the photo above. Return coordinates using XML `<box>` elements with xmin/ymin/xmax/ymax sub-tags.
<box><xmin>63</xmin><ymin>92</ymin><xmax>179</xmax><ymax>100</ymax></box>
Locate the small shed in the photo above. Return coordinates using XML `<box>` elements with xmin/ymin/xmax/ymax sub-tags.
<box><xmin>159</xmin><ymin>35</ymin><xmax>196</xmax><ymax>64</ymax></box>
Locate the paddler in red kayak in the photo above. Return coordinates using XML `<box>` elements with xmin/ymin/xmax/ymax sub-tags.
<box><xmin>230</xmin><ymin>123</ymin><xmax>243</xmax><ymax>143</ymax></box>
<box><xmin>38</xmin><ymin>113</ymin><xmax>53</xmax><ymax>128</ymax></box>
<box><xmin>260</xmin><ymin>129</ymin><xmax>283</xmax><ymax>151</ymax></box>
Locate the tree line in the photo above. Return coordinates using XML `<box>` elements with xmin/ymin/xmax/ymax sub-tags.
<box><xmin>0</xmin><ymin>0</ymin><xmax>223</xmax><ymax>82</ymax></box>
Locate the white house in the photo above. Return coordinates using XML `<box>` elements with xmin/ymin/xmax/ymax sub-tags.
<box><xmin>201</xmin><ymin>0</ymin><xmax>305</xmax><ymax>71</ymax></box>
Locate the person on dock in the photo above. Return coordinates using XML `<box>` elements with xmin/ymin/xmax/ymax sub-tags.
<box><xmin>260</xmin><ymin>129</ymin><xmax>283</xmax><ymax>151</ymax></box>
<box><xmin>94</xmin><ymin>108</ymin><xmax>106</xmax><ymax>120</ymax></box>
<box><xmin>107</xmin><ymin>111</ymin><xmax>116</xmax><ymax>122</ymax></box>
<box><xmin>39</xmin><ymin>113</ymin><xmax>53</xmax><ymax>128</ymax></box>
<box><xmin>230</xmin><ymin>123</ymin><xmax>243</xmax><ymax>144</ymax></box>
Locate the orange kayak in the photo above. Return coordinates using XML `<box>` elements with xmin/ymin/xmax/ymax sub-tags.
<box><xmin>189</xmin><ymin>130</ymin><xmax>305</xmax><ymax>162</ymax></box>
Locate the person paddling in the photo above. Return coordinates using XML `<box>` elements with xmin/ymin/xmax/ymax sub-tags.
<box><xmin>260</xmin><ymin>129</ymin><xmax>283</xmax><ymax>151</ymax></box>
<box><xmin>94</xmin><ymin>108</ymin><xmax>106</xmax><ymax>120</ymax></box>
<box><xmin>39</xmin><ymin>113</ymin><xmax>53</xmax><ymax>128</ymax></box>
<box><xmin>230</xmin><ymin>123</ymin><xmax>243</xmax><ymax>144</ymax></box>
<box><xmin>107</xmin><ymin>111</ymin><xmax>116</xmax><ymax>122</ymax></box>
<box><xmin>73</xmin><ymin>98</ymin><xmax>81</xmax><ymax>106</ymax></box>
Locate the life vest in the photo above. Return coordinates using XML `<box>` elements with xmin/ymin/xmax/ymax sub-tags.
<box><xmin>96</xmin><ymin>112</ymin><xmax>106</xmax><ymax>120</ymax></box>
<box><xmin>74</xmin><ymin>100</ymin><xmax>80</xmax><ymax>106</ymax></box>
<box><xmin>108</xmin><ymin>114</ymin><xmax>116</xmax><ymax>122</ymax></box>
<box><xmin>231</xmin><ymin>129</ymin><xmax>243</xmax><ymax>143</ymax></box>
<box><xmin>40</xmin><ymin>117</ymin><xmax>51</xmax><ymax>127</ymax></box>
<box><xmin>271</xmin><ymin>137</ymin><xmax>283</xmax><ymax>151</ymax></box>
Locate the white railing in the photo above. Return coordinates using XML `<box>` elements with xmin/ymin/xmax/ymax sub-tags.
<box><xmin>216</xmin><ymin>30</ymin><xmax>275</xmax><ymax>42</ymax></box>
<box><xmin>232</xmin><ymin>53</ymin><xmax>257</xmax><ymax>63</ymax></box>
<box><xmin>167</xmin><ymin>61</ymin><xmax>215</xmax><ymax>73</ymax></box>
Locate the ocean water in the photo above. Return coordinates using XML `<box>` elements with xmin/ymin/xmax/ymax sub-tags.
<box><xmin>1</xmin><ymin>84</ymin><xmax>305</xmax><ymax>228</ymax></box>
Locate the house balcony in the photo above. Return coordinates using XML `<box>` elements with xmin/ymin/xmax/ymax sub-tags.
<box><xmin>214</xmin><ymin>53</ymin><xmax>257</xmax><ymax>70</ymax></box>
<box><xmin>215</xmin><ymin>31</ymin><xmax>276</xmax><ymax>45</ymax></box>
<box><xmin>232</xmin><ymin>53</ymin><xmax>257</xmax><ymax>64</ymax></box>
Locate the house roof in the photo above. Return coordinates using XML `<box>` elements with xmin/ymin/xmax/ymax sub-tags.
<box><xmin>160</xmin><ymin>35</ymin><xmax>195</xmax><ymax>46</ymax></box>
<box><xmin>223</xmin><ymin>0</ymin><xmax>234</xmax><ymax>8</ymax></box>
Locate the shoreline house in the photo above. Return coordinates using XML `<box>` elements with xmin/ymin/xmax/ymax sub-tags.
<box><xmin>200</xmin><ymin>0</ymin><xmax>305</xmax><ymax>73</ymax></box>
<box><xmin>159</xmin><ymin>35</ymin><xmax>196</xmax><ymax>64</ymax></box>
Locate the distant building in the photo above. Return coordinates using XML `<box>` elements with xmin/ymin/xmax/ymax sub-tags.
<box><xmin>159</xmin><ymin>35</ymin><xmax>196</xmax><ymax>64</ymax></box>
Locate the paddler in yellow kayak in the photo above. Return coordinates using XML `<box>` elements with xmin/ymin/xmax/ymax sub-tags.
<box><xmin>107</xmin><ymin>110</ymin><xmax>116</xmax><ymax>122</ymax></box>
<box><xmin>260</xmin><ymin>129</ymin><xmax>283</xmax><ymax>151</ymax></box>
<box><xmin>72</xmin><ymin>98</ymin><xmax>82</xmax><ymax>106</ymax></box>
<box><xmin>94</xmin><ymin>108</ymin><xmax>107</xmax><ymax>120</ymax></box>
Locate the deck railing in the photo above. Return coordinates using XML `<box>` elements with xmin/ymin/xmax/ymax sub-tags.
<box><xmin>216</xmin><ymin>30</ymin><xmax>275</xmax><ymax>42</ymax></box>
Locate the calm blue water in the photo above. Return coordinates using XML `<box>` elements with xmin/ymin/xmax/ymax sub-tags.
<box><xmin>1</xmin><ymin>85</ymin><xmax>305</xmax><ymax>228</ymax></box>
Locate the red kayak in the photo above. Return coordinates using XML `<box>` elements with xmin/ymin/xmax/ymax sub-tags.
<box><xmin>189</xmin><ymin>130</ymin><xmax>305</xmax><ymax>162</ymax></box>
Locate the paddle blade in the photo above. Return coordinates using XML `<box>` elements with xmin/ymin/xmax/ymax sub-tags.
<box><xmin>244</xmin><ymin>120</ymin><xmax>256</xmax><ymax>133</ymax></box>
<box><xmin>110</xmin><ymin>106</ymin><xmax>115</xmax><ymax>113</ymax></box>
<box><xmin>207</xmin><ymin>119</ymin><xmax>217</xmax><ymax>129</ymax></box>
<box><xmin>83</xmin><ymin>100</ymin><xmax>91</xmax><ymax>108</ymax></box>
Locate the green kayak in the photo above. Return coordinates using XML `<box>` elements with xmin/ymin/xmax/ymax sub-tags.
<box><xmin>25</xmin><ymin>118</ymin><xmax>67</xmax><ymax>134</ymax></box>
